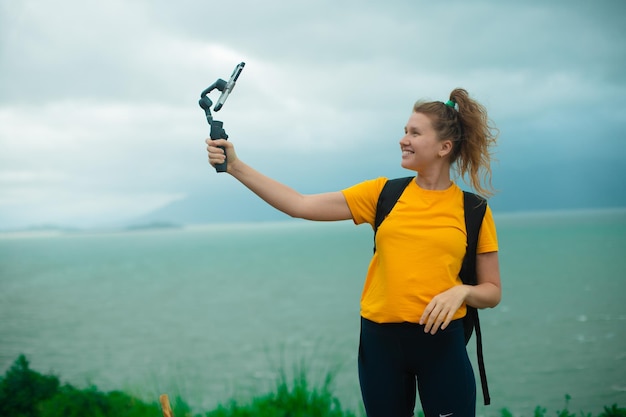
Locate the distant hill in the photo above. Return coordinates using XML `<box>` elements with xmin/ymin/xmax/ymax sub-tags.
<box><xmin>133</xmin><ymin>159</ymin><xmax>626</xmax><ymax>226</ymax></box>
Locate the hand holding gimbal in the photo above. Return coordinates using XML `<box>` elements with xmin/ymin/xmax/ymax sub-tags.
<box><xmin>199</xmin><ymin>62</ymin><xmax>245</xmax><ymax>172</ymax></box>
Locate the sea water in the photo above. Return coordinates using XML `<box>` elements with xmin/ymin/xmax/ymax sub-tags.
<box><xmin>1</xmin><ymin>209</ymin><xmax>625</xmax><ymax>416</ymax></box>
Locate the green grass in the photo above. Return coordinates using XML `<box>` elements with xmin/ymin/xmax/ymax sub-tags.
<box><xmin>0</xmin><ymin>355</ymin><xmax>624</xmax><ymax>417</ymax></box>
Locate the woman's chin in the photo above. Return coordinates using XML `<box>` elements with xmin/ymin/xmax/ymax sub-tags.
<box><xmin>400</xmin><ymin>159</ymin><xmax>412</xmax><ymax>170</ymax></box>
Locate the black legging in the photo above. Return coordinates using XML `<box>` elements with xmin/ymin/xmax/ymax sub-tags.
<box><xmin>358</xmin><ymin>317</ymin><xmax>476</xmax><ymax>417</ymax></box>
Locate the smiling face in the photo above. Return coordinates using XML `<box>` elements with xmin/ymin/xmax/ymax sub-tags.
<box><xmin>399</xmin><ymin>112</ymin><xmax>451</xmax><ymax>172</ymax></box>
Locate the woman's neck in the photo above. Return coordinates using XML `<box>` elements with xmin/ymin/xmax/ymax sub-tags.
<box><xmin>414</xmin><ymin>168</ymin><xmax>452</xmax><ymax>190</ymax></box>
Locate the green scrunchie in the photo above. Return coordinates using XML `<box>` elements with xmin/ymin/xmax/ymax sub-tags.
<box><xmin>444</xmin><ymin>100</ymin><xmax>456</xmax><ymax>108</ymax></box>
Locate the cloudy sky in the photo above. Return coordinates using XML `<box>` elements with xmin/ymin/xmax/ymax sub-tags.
<box><xmin>1</xmin><ymin>0</ymin><xmax>625</xmax><ymax>229</ymax></box>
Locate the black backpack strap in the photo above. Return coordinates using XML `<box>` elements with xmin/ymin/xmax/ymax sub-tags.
<box><xmin>373</xmin><ymin>177</ymin><xmax>413</xmax><ymax>253</ymax></box>
<box><xmin>460</xmin><ymin>191</ymin><xmax>490</xmax><ymax>405</ymax></box>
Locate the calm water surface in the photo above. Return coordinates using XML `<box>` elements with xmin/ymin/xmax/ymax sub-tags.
<box><xmin>1</xmin><ymin>210</ymin><xmax>625</xmax><ymax>415</ymax></box>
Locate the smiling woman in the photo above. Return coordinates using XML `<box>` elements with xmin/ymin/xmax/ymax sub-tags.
<box><xmin>205</xmin><ymin>87</ymin><xmax>501</xmax><ymax>417</ymax></box>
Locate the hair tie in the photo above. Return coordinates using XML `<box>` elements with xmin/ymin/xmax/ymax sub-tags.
<box><xmin>444</xmin><ymin>99</ymin><xmax>456</xmax><ymax>109</ymax></box>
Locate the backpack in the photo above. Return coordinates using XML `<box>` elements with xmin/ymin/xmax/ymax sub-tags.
<box><xmin>374</xmin><ymin>176</ymin><xmax>491</xmax><ymax>406</ymax></box>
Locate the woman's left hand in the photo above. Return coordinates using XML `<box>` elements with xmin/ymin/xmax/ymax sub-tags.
<box><xmin>419</xmin><ymin>285</ymin><xmax>470</xmax><ymax>335</ymax></box>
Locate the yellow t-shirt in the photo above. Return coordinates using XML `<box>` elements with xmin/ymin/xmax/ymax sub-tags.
<box><xmin>342</xmin><ymin>177</ymin><xmax>499</xmax><ymax>324</ymax></box>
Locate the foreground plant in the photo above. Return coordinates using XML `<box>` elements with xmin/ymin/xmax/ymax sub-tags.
<box><xmin>1</xmin><ymin>355</ymin><xmax>624</xmax><ymax>417</ymax></box>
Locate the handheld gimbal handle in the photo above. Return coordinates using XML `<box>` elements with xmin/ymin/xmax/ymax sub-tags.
<box><xmin>209</xmin><ymin>120</ymin><xmax>228</xmax><ymax>172</ymax></box>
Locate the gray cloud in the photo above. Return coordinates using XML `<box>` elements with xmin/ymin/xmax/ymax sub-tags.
<box><xmin>1</xmin><ymin>0</ymin><xmax>625</xmax><ymax>228</ymax></box>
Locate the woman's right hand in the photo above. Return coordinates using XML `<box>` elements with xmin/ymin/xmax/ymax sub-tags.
<box><xmin>206</xmin><ymin>138</ymin><xmax>238</xmax><ymax>172</ymax></box>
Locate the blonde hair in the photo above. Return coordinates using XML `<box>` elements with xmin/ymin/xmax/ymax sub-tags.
<box><xmin>413</xmin><ymin>88</ymin><xmax>499</xmax><ymax>197</ymax></box>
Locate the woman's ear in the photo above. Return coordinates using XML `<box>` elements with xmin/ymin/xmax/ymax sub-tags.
<box><xmin>439</xmin><ymin>139</ymin><xmax>453</xmax><ymax>158</ymax></box>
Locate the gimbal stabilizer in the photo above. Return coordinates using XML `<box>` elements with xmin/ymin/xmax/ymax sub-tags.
<box><xmin>199</xmin><ymin>62</ymin><xmax>245</xmax><ymax>172</ymax></box>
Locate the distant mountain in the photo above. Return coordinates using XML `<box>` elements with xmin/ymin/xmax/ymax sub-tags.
<box><xmin>488</xmin><ymin>159</ymin><xmax>625</xmax><ymax>213</ymax></box>
<box><xmin>132</xmin><ymin>159</ymin><xmax>625</xmax><ymax>226</ymax></box>
<box><xmin>135</xmin><ymin>186</ymin><xmax>291</xmax><ymax>225</ymax></box>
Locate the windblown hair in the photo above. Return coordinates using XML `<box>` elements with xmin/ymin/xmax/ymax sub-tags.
<box><xmin>413</xmin><ymin>88</ymin><xmax>499</xmax><ymax>197</ymax></box>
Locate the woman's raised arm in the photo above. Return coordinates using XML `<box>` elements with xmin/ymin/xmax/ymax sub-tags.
<box><xmin>206</xmin><ymin>138</ymin><xmax>353</xmax><ymax>221</ymax></box>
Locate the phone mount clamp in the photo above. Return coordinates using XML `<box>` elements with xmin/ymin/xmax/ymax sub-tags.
<box><xmin>199</xmin><ymin>62</ymin><xmax>245</xmax><ymax>172</ymax></box>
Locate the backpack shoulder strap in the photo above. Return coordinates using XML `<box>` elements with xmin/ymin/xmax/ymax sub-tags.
<box><xmin>373</xmin><ymin>177</ymin><xmax>413</xmax><ymax>253</ymax></box>
<box><xmin>460</xmin><ymin>191</ymin><xmax>490</xmax><ymax>405</ymax></box>
<box><xmin>374</xmin><ymin>176</ymin><xmax>413</xmax><ymax>232</ymax></box>
<box><xmin>460</xmin><ymin>191</ymin><xmax>487</xmax><ymax>286</ymax></box>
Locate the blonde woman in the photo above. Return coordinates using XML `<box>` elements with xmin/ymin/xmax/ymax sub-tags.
<box><xmin>206</xmin><ymin>88</ymin><xmax>501</xmax><ymax>417</ymax></box>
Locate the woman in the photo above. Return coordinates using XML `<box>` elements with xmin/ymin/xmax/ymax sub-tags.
<box><xmin>206</xmin><ymin>88</ymin><xmax>501</xmax><ymax>417</ymax></box>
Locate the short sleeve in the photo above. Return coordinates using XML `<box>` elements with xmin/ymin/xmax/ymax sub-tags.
<box><xmin>341</xmin><ymin>177</ymin><xmax>387</xmax><ymax>226</ymax></box>
<box><xmin>477</xmin><ymin>205</ymin><xmax>498</xmax><ymax>254</ymax></box>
